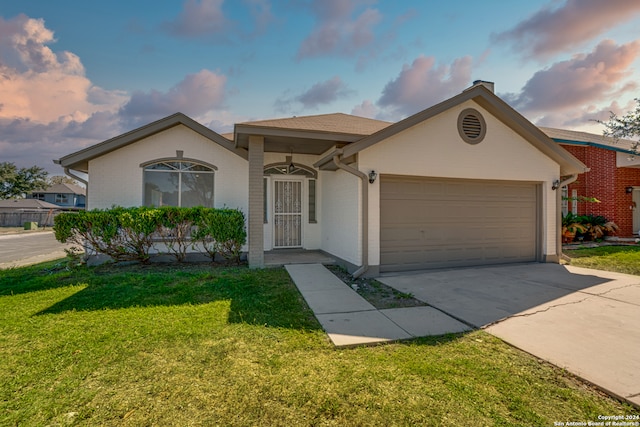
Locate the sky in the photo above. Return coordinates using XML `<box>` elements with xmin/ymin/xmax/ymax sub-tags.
<box><xmin>1</xmin><ymin>0</ymin><xmax>640</xmax><ymax>174</ymax></box>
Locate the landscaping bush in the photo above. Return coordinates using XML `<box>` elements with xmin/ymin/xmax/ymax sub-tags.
<box><xmin>54</xmin><ymin>206</ymin><xmax>246</xmax><ymax>264</ymax></box>
<box><xmin>562</xmin><ymin>212</ymin><xmax>619</xmax><ymax>243</ymax></box>
<box><xmin>192</xmin><ymin>207</ymin><xmax>246</xmax><ymax>263</ymax></box>
<box><xmin>156</xmin><ymin>206</ymin><xmax>194</xmax><ymax>262</ymax></box>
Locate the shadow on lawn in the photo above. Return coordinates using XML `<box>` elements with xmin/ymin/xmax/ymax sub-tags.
<box><xmin>2</xmin><ymin>263</ymin><xmax>321</xmax><ymax>330</ymax></box>
<box><xmin>0</xmin><ymin>260</ymin><xmax>78</xmax><ymax>296</ymax></box>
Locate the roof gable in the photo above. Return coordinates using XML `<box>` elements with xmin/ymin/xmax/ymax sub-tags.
<box><xmin>55</xmin><ymin>113</ymin><xmax>247</xmax><ymax>172</ymax></box>
<box><xmin>338</xmin><ymin>85</ymin><xmax>587</xmax><ymax>176</ymax></box>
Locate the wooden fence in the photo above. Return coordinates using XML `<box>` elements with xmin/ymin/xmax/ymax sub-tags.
<box><xmin>0</xmin><ymin>210</ymin><xmax>59</xmax><ymax>227</ymax></box>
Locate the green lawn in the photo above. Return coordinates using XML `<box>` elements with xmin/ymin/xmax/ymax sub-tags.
<box><xmin>0</xmin><ymin>261</ymin><xmax>634</xmax><ymax>426</ymax></box>
<box><xmin>564</xmin><ymin>245</ymin><xmax>640</xmax><ymax>275</ymax></box>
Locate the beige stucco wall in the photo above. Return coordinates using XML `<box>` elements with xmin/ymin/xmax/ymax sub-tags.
<box><xmin>87</xmin><ymin>124</ymin><xmax>248</xmax><ymax>213</ymax></box>
<box><xmin>358</xmin><ymin>99</ymin><xmax>560</xmax><ymax>267</ymax></box>
<box><xmin>320</xmin><ymin>168</ymin><xmax>361</xmax><ymax>266</ymax></box>
<box><xmin>263</xmin><ymin>152</ymin><xmax>321</xmax><ymax>250</ymax></box>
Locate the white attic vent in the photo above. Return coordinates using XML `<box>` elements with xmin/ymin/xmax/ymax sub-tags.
<box><xmin>457</xmin><ymin>108</ymin><xmax>486</xmax><ymax>144</ymax></box>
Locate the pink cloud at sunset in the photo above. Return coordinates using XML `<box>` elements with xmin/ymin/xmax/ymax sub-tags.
<box><xmin>493</xmin><ymin>0</ymin><xmax>640</xmax><ymax>58</ymax></box>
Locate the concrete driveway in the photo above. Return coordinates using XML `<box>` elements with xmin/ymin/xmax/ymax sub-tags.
<box><xmin>378</xmin><ymin>263</ymin><xmax>640</xmax><ymax>407</ymax></box>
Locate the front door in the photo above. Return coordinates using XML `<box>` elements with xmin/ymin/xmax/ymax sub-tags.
<box><xmin>273</xmin><ymin>179</ymin><xmax>303</xmax><ymax>248</ymax></box>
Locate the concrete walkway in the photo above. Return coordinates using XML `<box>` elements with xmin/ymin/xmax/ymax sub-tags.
<box><xmin>285</xmin><ymin>264</ymin><xmax>470</xmax><ymax>347</ymax></box>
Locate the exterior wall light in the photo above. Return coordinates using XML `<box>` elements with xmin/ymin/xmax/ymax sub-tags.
<box><xmin>551</xmin><ymin>179</ymin><xmax>560</xmax><ymax>190</ymax></box>
<box><xmin>626</xmin><ymin>186</ymin><xmax>634</xmax><ymax>194</ymax></box>
<box><xmin>368</xmin><ymin>170</ymin><xmax>377</xmax><ymax>184</ymax></box>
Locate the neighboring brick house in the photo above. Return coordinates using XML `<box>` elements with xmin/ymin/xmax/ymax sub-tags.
<box><xmin>542</xmin><ymin>127</ymin><xmax>640</xmax><ymax>237</ymax></box>
<box><xmin>27</xmin><ymin>183</ymin><xmax>86</xmax><ymax>209</ymax></box>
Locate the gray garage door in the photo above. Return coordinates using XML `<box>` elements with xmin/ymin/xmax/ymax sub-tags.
<box><xmin>380</xmin><ymin>176</ymin><xmax>539</xmax><ymax>272</ymax></box>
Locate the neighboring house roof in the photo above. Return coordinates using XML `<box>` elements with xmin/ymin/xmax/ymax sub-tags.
<box><xmin>55</xmin><ymin>112</ymin><xmax>248</xmax><ymax>172</ymax></box>
<box><xmin>315</xmin><ymin>84</ymin><xmax>587</xmax><ymax>176</ymax></box>
<box><xmin>234</xmin><ymin>113</ymin><xmax>392</xmax><ymax>155</ymax></box>
<box><xmin>540</xmin><ymin>126</ymin><xmax>639</xmax><ymax>154</ymax></box>
<box><xmin>32</xmin><ymin>183</ymin><xmax>86</xmax><ymax>196</ymax></box>
<box><xmin>0</xmin><ymin>199</ymin><xmax>61</xmax><ymax>209</ymax></box>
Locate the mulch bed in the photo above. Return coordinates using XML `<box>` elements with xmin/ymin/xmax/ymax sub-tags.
<box><xmin>326</xmin><ymin>265</ymin><xmax>427</xmax><ymax>310</ymax></box>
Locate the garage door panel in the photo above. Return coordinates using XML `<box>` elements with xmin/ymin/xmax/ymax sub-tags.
<box><xmin>380</xmin><ymin>176</ymin><xmax>538</xmax><ymax>272</ymax></box>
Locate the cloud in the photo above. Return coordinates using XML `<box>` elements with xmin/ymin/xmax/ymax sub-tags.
<box><xmin>162</xmin><ymin>0</ymin><xmax>274</xmax><ymax>40</ymax></box>
<box><xmin>245</xmin><ymin>0</ymin><xmax>275</xmax><ymax>37</ymax></box>
<box><xmin>296</xmin><ymin>0</ymin><xmax>382</xmax><ymax>60</ymax></box>
<box><xmin>0</xmin><ymin>112</ymin><xmax>126</xmax><ymax>172</ymax></box>
<box><xmin>0</xmin><ymin>14</ymin><xmax>233</xmax><ymax>173</ymax></box>
<box><xmin>0</xmin><ymin>15</ymin><xmax>128</xmax><ymax>125</ymax></box>
<box><xmin>119</xmin><ymin>69</ymin><xmax>228</xmax><ymax>126</ymax></box>
<box><xmin>493</xmin><ymin>0</ymin><xmax>640</xmax><ymax>59</ymax></box>
<box><xmin>161</xmin><ymin>0</ymin><xmax>230</xmax><ymax>38</ymax></box>
<box><xmin>377</xmin><ymin>55</ymin><xmax>473</xmax><ymax>118</ymax></box>
<box><xmin>535</xmin><ymin>99</ymin><xmax>638</xmax><ymax>130</ymax></box>
<box><xmin>503</xmin><ymin>40</ymin><xmax>640</xmax><ymax>115</ymax></box>
<box><xmin>351</xmin><ymin>100</ymin><xmax>378</xmax><ymax>118</ymax></box>
<box><xmin>274</xmin><ymin>76</ymin><xmax>354</xmax><ymax>112</ymax></box>
<box><xmin>296</xmin><ymin>76</ymin><xmax>353</xmax><ymax>109</ymax></box>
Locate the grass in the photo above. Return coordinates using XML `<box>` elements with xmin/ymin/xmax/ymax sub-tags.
<box><xmin>0</xmin><ymin>261</ymin><xmax>635</xmax><ymax>426</ymax></box>
<box><xmin>564</xmin><ymin>245</ymin><xmax>640</xmax><ymax>275</ymax></box>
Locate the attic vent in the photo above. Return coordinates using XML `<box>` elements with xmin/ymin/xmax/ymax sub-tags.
<box><xmin>457</xmin><ymin>108</ymin><xmax>486</xmax><ymax>144</ymax></box>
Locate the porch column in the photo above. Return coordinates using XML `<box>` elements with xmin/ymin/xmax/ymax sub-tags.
<box><xmin>248</xmin><ymin>135</ymin><xmax>264</xmax><ymax>268</ymax></box>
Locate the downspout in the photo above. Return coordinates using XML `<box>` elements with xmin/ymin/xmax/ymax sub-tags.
<box><xmin>556</xmin><ymin>174</ymin><xmax>579</xmax><ymax>261</ymax></box>
<box><xmin>333</xmin><ymin>154</ymin><xmax>369</xmax><ymax>278</ymax></box>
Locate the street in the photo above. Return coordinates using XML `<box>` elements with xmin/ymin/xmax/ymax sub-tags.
<box><xmin>0</xmin><ymin>232</ymin><xmax>74</xmax><ymax>268</ymax></box>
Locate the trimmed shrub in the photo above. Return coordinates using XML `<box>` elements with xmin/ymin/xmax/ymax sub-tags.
<box><xmin>192</xmin><ymin>208</ymin><xmax>246</xmax><ymax>263</ymax></box>
<box><xmin>54</xmin><ymin>206</ymin><xmax>246</xmax><ymax>264</ymax></box>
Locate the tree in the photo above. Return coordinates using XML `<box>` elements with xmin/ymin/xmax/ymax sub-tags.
<box><xmin>0</xmin><ymin>162</ymin><xmax>48</xmax><ymax>199</ymax></box>
<box><xmin>48</xmin><ymin>175</ymin><xmax>79</xmax><ymax>186</ymax></box>
<box><xmin>601</xmin><ymin>98</ymin><xmax>640</xmax><ymax>152</ymax></box>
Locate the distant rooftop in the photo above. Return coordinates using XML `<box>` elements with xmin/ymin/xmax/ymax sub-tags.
<box><xmin>0</xmin><ymin>199</ymin><xmax>61</xmax><ymax>209</ymax></box>
<box><xmin>541</xmin><ymin>127</ymin><xmax>639</xmax><ymax>154</ymax></box>
<box><xmin>31</xmin><ymin>183</ymin><xmax>86</xmax><ymax>196</ymax></box>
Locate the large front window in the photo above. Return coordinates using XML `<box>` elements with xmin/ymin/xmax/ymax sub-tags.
<box><xmin>143</xmin><ymin>161</ymin><xmax>215</xmax><ymax>208</ymax></box>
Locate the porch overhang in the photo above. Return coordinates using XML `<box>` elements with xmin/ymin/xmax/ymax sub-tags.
<box><xmin>235</xmin><ymin>124</ymin><xmax>359</xmax><ymax>155</ymax></box>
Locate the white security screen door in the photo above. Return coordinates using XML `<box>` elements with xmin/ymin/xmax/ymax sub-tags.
<box><xmin>273</xmin><ymin>179</ymin><xmax>303</xmax><ymax>248</ymax></box>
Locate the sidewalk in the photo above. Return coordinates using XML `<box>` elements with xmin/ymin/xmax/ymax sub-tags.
<box><xmin>285</xmin><ymin>264</ymin><xmax>470</xmax><ymax>347</ymax></box>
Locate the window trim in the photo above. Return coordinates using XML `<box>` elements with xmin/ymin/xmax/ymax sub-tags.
<box><xmin>140</xmin><ymin>157</ymin><xmax>218</xmax><ymax>171</ymax></box>
<box><xmin>263</xmin><ymin>162</ymin><xmax>317</xmax><ymax>178</ymax></box>
<box><xmin>141</xmin><ymin>158</ymin><xmax>216</xmax><ymax>208</ymax></box>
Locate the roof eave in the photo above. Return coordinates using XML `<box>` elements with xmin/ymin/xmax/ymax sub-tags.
<box><xmin>56</xmin><ymin>112</ymin><xmax>248</xmax><ymax>171</ymax></box>
<box><xmin>234</xmin><ymin>124</ymin><xmax>364</xmax><ymax>149</ymax></box>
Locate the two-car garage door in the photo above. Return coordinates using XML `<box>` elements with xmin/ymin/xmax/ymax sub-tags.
<box><xmin>380</xmin><ymin>175</ymin><xmax>539</xmax><ymax>272</ymax></box>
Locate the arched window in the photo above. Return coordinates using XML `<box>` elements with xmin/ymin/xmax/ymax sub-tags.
<box><xmin>142</xmin><ymin>160</ymin><xmax>216</xmax><ymax>207</ymax></box>
<box><xmin>263</xmin><ymin>163</ymin><xmax>317</xmax><ymax>178</ymax></box>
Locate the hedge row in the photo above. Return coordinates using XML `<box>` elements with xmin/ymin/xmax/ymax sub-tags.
<box><xmin>53</xmin><ymin>206</ymin><xmax>246</xmax><ymax>264</ymax></box>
